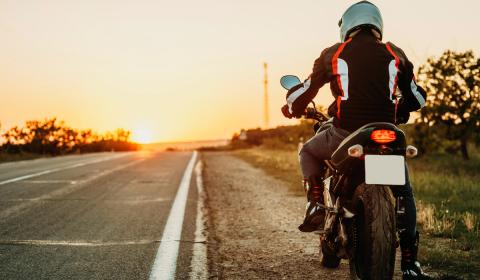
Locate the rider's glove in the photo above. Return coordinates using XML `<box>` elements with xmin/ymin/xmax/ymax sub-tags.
<box><xmin>284</xmin><ymin>83</ymin><xmax>305</xmax><ymax>119</ymax></box>
<box><xmin>281</xmin><ymin>104</ymin><xmax>293</xmax><ymax>119</ymax></box>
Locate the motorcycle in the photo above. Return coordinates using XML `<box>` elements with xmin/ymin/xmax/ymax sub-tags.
<box><xmin>280</xmin><ymin>75</ymin><xmax>418</xmax><ymax>279</ymax></box>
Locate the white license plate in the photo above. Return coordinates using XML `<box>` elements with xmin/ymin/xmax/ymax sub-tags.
<box><xmin>365</xmin><ymin>155</ymin><xmax>405</xmax><ymax>185</ymax></box>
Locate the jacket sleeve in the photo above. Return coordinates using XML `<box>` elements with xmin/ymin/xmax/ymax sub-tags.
<box><xmin>286</xmin><ymin>44</ymin><xmax>339</xmax><ymax>117</ymax></box>
<box><xmin>389</xmin><ymin>43</ymin><xmax>427</xmax><ymax>114</ymax></box>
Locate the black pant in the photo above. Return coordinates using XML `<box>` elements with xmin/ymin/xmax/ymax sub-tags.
<box><xmin>299</xmin><ymin>125</ymin><xmax>417</xmax><ymax>238</ymax></box>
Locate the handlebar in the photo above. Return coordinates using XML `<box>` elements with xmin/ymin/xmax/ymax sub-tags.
<box><xmin>303</xmin><ymin>107</ymin><xmax>329</xmax><ymax>122</ymax></box>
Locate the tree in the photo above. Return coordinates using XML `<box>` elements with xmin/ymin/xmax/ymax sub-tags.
<box><xmin>416</xmin><ymin>50</ymin><xmax>480</xmax><ymax>160</ymax></box>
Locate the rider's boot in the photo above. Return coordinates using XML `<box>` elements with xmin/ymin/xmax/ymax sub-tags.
<box><xmin>400</xmin><ymin>231</ymin><xmax>431</xmax><ymax>280</ymax></box>
<box><xmin>298</xmin><ymin>175</ymin><xmax>326</xmax><ymax>232</ymax></box>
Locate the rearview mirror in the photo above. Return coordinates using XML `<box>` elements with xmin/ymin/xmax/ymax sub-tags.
<box><xmin>280</xmin><ymin>75</ymin><xmax>301</xmax><ymax>90</ymax></box>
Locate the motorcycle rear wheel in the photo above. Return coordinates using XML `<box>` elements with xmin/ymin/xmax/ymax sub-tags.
<box><xmin>349</xmin><ymin>184</ymin><xmax>396</xmax><ymax>280</ymax></box>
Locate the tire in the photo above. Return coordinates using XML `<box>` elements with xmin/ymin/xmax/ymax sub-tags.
<box><xmin>349</xmin><ymin>184</ymin><xmax>396</xmax><ymax>280</ymax></box>
<box><xmin>319</xmin><ymin>240</ymin><xmax>341</xmax><ymax>268</ymax></box>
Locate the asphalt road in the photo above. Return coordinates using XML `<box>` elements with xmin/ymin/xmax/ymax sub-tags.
<box><xmin>0</xmin><ymin>151</ymin><xmax>203</xmax><ymax>280</ymax></box>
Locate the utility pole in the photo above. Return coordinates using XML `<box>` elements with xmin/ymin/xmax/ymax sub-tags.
<box><xmin>263</xmin><ymin>62</ymin><xmax>269</xmax><ymax>128</ymax></box>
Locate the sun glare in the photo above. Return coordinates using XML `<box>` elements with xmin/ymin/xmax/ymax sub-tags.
<box><xmin>131</xmin><ymin>127</ymin><xmax>155</xmax><ymax>144</ymax></box>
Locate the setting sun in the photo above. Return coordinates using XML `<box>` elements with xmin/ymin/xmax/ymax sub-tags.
<box><xmin>131</xmin><ymin>127</ymin><xmax>155</xmax><ymax>144</ymax></box>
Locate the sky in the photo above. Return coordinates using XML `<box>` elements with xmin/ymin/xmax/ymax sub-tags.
<box><xmin>1</xmin><ymin>0</ymin><xmax>479</xmax><ymax>143</ymax></box>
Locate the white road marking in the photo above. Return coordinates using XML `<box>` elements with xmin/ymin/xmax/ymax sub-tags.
<box><xmin>0</xmin><ymin>239</ymin><xmax>158</xmax><ymax>246</ymax></box>
<box><xmin>149</xmin><ymin>151</ymin><xmax>198</xmax><ymax>280</ymax></box>
<box><xmin>189</xmin><ymin>160</ymin><xmax>208</xmax><ymax>279</ymax></box>
<box><xmin>0</xmin><ymin>197</ymin><xmax>168</xmax><ymax>204</ymax></box>
<box><xmin>22</xmin><ymin>180</ymin><xmax>78</xmax><ymax>184</ymax></box>
<box><xmin>0</xmin><ymin>158</ymin><xmax>146</xmax><ymax>219</ymax></box>
<box><xmin>0</xmin><ymin>238</ymin><xmax>204</xmax><ymax>247</ymax></box>
<box><xmin>0</xmin><ymin>154</ymin><xmax>128</xmax><ymax>186</ymax></box>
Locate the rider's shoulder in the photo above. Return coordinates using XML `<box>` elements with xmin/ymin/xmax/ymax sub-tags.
<box><xmin>384</xmin><ymin>41</ymin><xmax>414</xmax><ymax>67</ymax></box>
<box><xmin>384</xmin><ymin>41</ymin><xmax>408</xmax><ymax>58</ymax></box>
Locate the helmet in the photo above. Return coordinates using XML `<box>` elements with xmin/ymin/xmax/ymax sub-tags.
<box><xmin>338</xmin><ymin>1</ymin><xmax>383</xmax><ymax>42</ymax></box>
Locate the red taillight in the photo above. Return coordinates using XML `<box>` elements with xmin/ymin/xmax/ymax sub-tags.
<box><xmin>370</xmin><ymin>130</ymin><xmax>396</xmax><ymax>144</ymax></box>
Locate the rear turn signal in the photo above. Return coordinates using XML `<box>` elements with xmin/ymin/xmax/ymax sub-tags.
<box><xmin>370</xmin><ymin>130</ymin><xmax>396</xmax><ymax>144</ymax></box>
<box><xmin>348</xmin><ymin>144</ymin><xmax>363</xmax><ymax>158</ymax></box>
<box><xmin>406</xmin><ymin>145</ymin><xmax>418</xmax><ymax>158</ymax></box>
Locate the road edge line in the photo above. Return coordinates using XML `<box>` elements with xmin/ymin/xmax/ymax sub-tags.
<box><xmin>149</xmin><ymin>151</ymin><xmax>198</xmax><ymax>280</ymax></box>
<box><xmin>189</xmin><ymin>159</ymin><xmax>208</xmax><ymax>279</ymax></box>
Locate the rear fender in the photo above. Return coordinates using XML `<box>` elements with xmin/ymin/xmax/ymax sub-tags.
<box><xmin>331</xmin><ymin>123</ymin><xmax>406</xmax><ymax>173</ymax></box>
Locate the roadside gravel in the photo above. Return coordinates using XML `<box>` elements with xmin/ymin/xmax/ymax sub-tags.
<box><xmin>202</xmin><ymin>151</ymin><xmax>351</xmax><ymax>279</ymax></box>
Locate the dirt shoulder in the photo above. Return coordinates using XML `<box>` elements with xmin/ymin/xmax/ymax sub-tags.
<box><xmin>202</xmin><ymin>151</ymin><xmax>402</xmax><ymax>279</ymax></box>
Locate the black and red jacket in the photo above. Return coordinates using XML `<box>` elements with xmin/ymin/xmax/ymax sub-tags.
<box><xmin>286</xmin><ymin>29</ymin><xmax>427</xmax><ymax>132</ymax></box>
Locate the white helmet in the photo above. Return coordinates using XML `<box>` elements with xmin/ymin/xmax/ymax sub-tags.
<box><xmin>338</xmin><ymin>1</ymin><xmax>383</xmax><ymax>42</ymax></box>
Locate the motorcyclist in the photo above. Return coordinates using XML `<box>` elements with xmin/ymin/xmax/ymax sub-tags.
<box><xmin>281</xmin><ymin>1</ymin><xmax>430</xmax><ymax>279</ymax></box>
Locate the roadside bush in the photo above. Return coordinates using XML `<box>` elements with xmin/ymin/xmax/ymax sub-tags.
<box><xmin>0</xmin><ymin>118</ymin><xmax>138</xmax><ymax>156</ymax></box>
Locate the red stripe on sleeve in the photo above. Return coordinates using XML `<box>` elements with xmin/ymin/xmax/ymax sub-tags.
<box><xmin>386</xmin><ymin>43</ymin><xmax>401</xmax><ymax>121</ymax></box>
<box><xmin>331</xmin><ymin>38</ymin><xmax>352</xmax><ymax>119</ymax></box>
<box><xmin>385</xmin><ymin>43</ymin><xmax>400</xmax><ymax>97</ymax></box>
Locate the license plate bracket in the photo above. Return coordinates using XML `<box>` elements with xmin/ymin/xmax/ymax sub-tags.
<box><xmin>365</xmin><ymin>155</ymin><xmax>405</xmax><ymax>185</ymax></box>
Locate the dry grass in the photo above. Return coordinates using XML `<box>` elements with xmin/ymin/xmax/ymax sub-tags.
<box><xmin>417</xmin><ymin>201</ymin><xmax>457</xmax><ymax>236</ymax></box>
<box><xmin>463</xmin><ymin>212</ymin><xmax>478</xmax><ymax>233</ymax></box>
<box><xmin>417</xmin><ymin>202</ymin><xmax>437</xmax><ymax>232</ymax></box>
